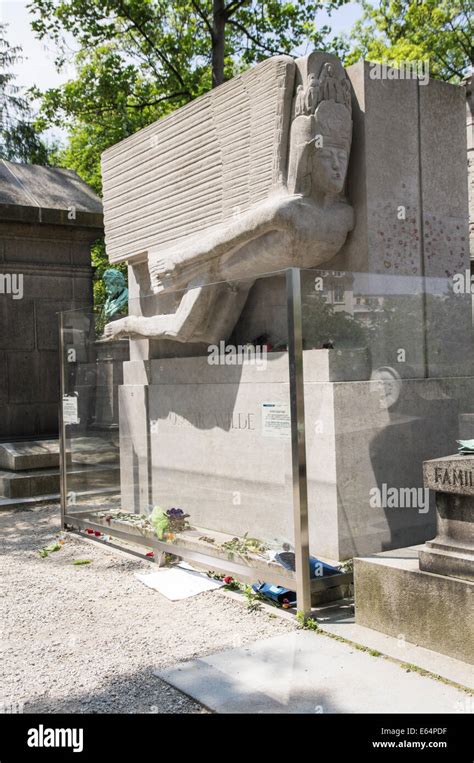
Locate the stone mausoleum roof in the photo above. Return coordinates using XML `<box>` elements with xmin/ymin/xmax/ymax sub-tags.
<box><xmin>0</xmin><ymin>159</ymin><xmax>103</xmax><ymax>227</ymax></box>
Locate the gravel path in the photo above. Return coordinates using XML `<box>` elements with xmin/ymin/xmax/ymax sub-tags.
<box><xmin>1</xmin><ymin>504</ymin><xmax>294</xmax><ymax>714</ymax></box>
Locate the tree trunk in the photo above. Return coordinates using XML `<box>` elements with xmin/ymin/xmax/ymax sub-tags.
<box><xmin>212</xmin><ymin>0</ymin><xmax>226</xmax><ymax>88</ymax></box>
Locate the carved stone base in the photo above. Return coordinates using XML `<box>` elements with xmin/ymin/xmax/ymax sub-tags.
<box><xmin>419</xmin><ymin>543</ymin><xmax>474</xmax><ymax>582</ymax></box>
<box><xmin>118</xmin><ymin>352</ymin><xmax>474</xmax><ymax>560</ymax></box>
<box><xmin>420</xmin><ymin>459</ymin><xmax>474</xmax><ymax>582</ymax></box>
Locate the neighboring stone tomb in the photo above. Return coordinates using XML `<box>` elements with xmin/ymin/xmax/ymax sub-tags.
<box><xmin>0</xmin><ymin>159</ymin><xmax>103</xmax><ymax>438</ymax></box>
<box><xmin>0</xmin><ymin>160</ymin><xmax>103</xmax><ymax>503</ymax></box>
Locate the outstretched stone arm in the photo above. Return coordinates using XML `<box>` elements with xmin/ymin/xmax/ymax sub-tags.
<box><xmin>103</xmin><ymin>278</ymin><xmax>213</xmax><ymax>343</ymax></box>
<box><xmin>148</xmin><ymin>193</ymin><xmax>297</xmax><ymax>291</ymax></box>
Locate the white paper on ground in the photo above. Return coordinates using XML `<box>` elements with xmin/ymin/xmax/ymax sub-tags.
<box><xmin>135</xmin><ymin>565</ymin><xmax>225</xmax><ymax>600</ymax></box>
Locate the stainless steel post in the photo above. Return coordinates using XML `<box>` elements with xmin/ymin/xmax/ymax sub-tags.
<box><xmin>58</xmin><ymin>311</ymin><xmax>67</xmax><ymax>527</ymax></box>
<box><xmin>286</xmin><ymin>268</ymin><xmax>312</xmax><ymax>614</ymax></box>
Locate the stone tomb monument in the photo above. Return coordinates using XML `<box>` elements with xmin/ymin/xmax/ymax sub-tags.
<box><xmin>0</xmin><ymin>159</ymin><xmax>102</xmax><ymax>439</ymax></box>
<box><xmin>0</xmin><ymin>160</ymin><xmax>103</xmax><ymax>504</ymax></box>
<box><xmin>100</xmin><ymin>52</ymin><xmax>473</xmax><ymax>561</ymax></box>
<box><xmin>355</xmin><ymin>453</ymin><xmax>473</xmax><ymax>663</ymax></box>
<box><xmin>103</xmin><ymin>53</ymin><xmax>353</xmax><ymax>345</ymax></box>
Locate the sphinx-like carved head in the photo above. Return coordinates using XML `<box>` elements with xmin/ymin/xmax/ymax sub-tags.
<box><xmin>287</xmin><ymin>56</ymin><xmax>352</xmax><ymax>200</ymax></box>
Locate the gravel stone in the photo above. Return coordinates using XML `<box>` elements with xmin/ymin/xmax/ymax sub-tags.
<box><xmin>1</xmin><ymin>504</ymin><xmax>294</xmax><ymax>714</ymax></box>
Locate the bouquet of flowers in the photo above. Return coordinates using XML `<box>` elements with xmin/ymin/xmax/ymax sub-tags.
<box><xmin>165</xmin><ymin>507</ymin><xmax>189</xmax><ymax>533</ymax></box>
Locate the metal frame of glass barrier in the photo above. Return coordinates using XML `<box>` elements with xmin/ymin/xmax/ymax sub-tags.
<box><xmin>58</xmin><ymin>310</ymin><xmax>68</xmax><ymax>521</ymax></box>
<box><xmin>59</xmin><ymin>268</ymin><xmax>353</xmax><ymax>614</ymax></box>
<box><xmin>287</xmin><ymin>268</ymin><xmax>312</xmax><ymax>612</ymax></box>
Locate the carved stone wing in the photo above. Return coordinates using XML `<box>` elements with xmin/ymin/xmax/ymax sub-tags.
<box><xmin>101</xmin><ymin>56</ymin><xmax>296</xmax><ymax>266</ymax></box>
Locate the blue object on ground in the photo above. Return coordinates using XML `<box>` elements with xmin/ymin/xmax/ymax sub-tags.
<box><xmin>252</xmin><ymin>582</ymin><xmax>296</xmax><ymax>605</ymax></box>
<box><xmin>275</xmin><ymin>551</ymin><xmax>340</xmax><ymax>579</ymax></box>
<box><xmin>252</xmin><ymin>552</ymin><xmax>341</xmax><ymax>605</ymax></box>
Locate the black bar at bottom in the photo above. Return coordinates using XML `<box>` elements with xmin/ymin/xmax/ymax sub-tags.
<box><xmin>0</xmin><ymin>712</ymin><xmax>472</xmax><ymax>760</ymax></box>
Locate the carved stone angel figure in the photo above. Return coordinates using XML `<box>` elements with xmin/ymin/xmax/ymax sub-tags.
<box><xmin>103</xmin><ymin>53</ymin><xmax>354</xmax><ymax>345</ymax></box>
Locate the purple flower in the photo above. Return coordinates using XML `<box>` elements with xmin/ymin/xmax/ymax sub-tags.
<box><xmin>166</xmin><ymin>507</ymin><xmax>188</xmax><ymax>519</ymax></box>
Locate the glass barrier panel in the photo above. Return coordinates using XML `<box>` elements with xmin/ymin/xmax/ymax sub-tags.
<box><xmin>60</xmin><ymin>270</ymin><xmax>301</xmax><ymax>598</ymax></box>
<box><xmin>300</xmin><ymin>269</ymin><xmax>474</xmax><ymax>592</ymax></box>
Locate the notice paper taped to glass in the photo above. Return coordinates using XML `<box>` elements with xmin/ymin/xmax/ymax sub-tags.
<box><xmin>261</xmin><ymin>402</ymin><xmax>291</xmax><ymax>439</ymax></box>
<box><xmin>62</xmin><ymin>395</ymin><xmax>80</xmax><ymax>425</ymax></box>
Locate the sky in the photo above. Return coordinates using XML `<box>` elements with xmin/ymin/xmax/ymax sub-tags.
<box><xmin>1</xmin><ymin>0</ymin><xmax>76</xmax><ymax>90</ymax></box>
<box><xmin>1</xmin><ymin>0</ymin><xmax>364</xmax><ymax>91</ymax></box>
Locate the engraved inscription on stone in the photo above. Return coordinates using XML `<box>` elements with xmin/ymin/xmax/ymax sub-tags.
<box><xmin>433</xmin><ymin>466</ymin><xmax>474</xmax><ymax>489</ymax></box>
<box><xmin>424</xmin><ymin>455</ymin><xmax>474</xmax><ymax>496</ymax></box>
<box><xmin>155</xmin><ymin>411</ymin><xmax>256</xmax><ymax>431</ymax></box>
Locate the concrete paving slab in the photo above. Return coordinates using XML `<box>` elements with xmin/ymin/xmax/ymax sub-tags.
<box><xmin>156</xmin><ymin>631</ymin><xmax>473</xmax><ymax>714</ymax></box>
<box><xmin>318</xmin><ymin>620</ymin><xmax>474</xmax><ymax>691</ymax></box>
<box><xmin>220</xmin><ymin>593</ymin><xmax>473</xmax><ymax>690</ymax></box>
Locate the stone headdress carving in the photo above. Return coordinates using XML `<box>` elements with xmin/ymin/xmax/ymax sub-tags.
<box><xmin>294</xmin><ymin>62</ymin><xmax>352</xmax><ymax>117</ymax></box>
<box><xmin>288</xmin><ymin>54</ymin><xmax>352</xmax><ymax>195</ymax></box>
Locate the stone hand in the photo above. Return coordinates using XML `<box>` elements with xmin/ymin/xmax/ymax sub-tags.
<box><xmin>153</xmin><ymin>255</ymin><xmax>178</xmax><ymax>278</ymax></box>
<box><xmin>149</xmin><ymin>254</ymin><xmax>183</xmax><ymax>293</ymax></box>
<box><xmin>103</xmin><ymin>317</ymin><xmax>130</xmax><ymax>340</ymax></box>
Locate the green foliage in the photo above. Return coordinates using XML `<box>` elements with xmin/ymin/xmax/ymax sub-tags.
<box><xmin>220</xmin><ymin>532</ymin><xmax>268</xmax><ymax>561</ymax></box>
<box><xmin>0</xmin><ymin>23</ymin><xmax>52</xmax><ymax>163</ymax></box>
<box><xmin>223</xmin><ymin>578</ymin><xmax>241</xmax><ymax>592</ymax></box>
<box><xmin>243</xmin><ymin>584</ymin><xmax>263</xmax><ymax>611</ymax></box>
<box><xmin>339</xmin><ymin>558</ymin><xmax>354</xmax><ymax>573</ymax></box>
<box><xmin>296</xmin><ymin>611</ymin><xmax>320</xmax><ymax>630</ymax></box>
<box><xmin>38</xmin><ymin>542</ymin><xmax>61</xmax><ymax>558</ymax></box>
<box><xmin>1</xmin><ymin>120</ymin><xmax>51</xmax><ymax>164</ymax></box>
<box><xmin>150</xmin><ymin>506</ymin><xmax>169</xmax><ymax>540</ymax></box>
<box><xmin>342</xmin><ymin>0</ymin><xmax>472</xmax><ymax>82</ymax></box>
<box><xmin>207</xmin><ymin>570</ymin><xmax>243</xmax><ymax>590</ymax></box>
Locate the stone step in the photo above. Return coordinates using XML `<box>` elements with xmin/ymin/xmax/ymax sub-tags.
<box><xmin>0</xmin><ymin>436</ymin><xmax>119</xmax><ymax>472</ymax></box>
<box><xmin>0</xmin><ymin>440</ymin><xmax>60</xmax><ymax>471</ymax></box>
<box><xmin>0</xmin><ymin>463</ymin><xmax>120</xmax><ymax>500</ymax></box>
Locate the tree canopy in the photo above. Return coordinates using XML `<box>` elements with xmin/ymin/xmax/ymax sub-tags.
<box><xmin>343</xmin><ymin>0</ymin><xmax>473</xmax><ymax>83</ymax></box>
